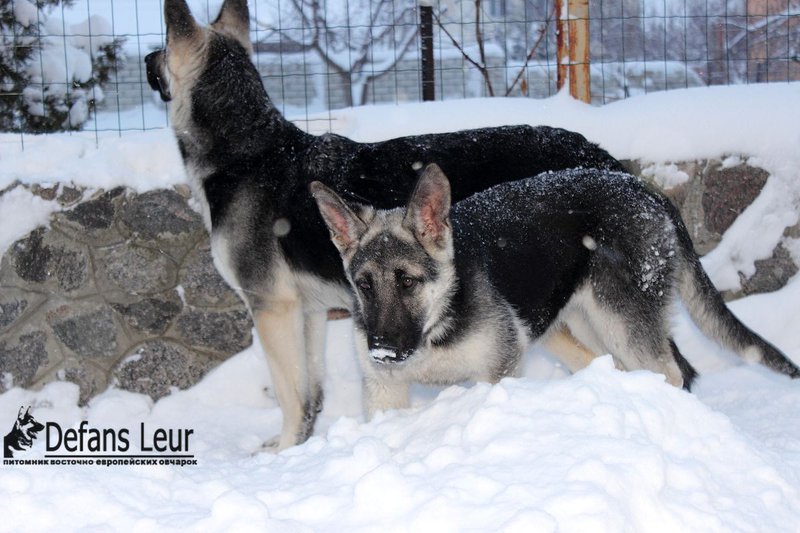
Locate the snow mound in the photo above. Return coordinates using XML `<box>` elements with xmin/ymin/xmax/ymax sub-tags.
<box><xmin>280</xmin><ymin>357</ymin><xmax>800</xmax><ymax>531</ymax></box>
<box><xmin>3</xmin><ymin>353</ymin><xmax>800</xmax><ymax>531</ymax></box>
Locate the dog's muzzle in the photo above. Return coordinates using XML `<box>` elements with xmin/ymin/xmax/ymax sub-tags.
<box><xmin>368</xmin><ymin>341</ymin><xmax>414</xmax><ymax>365</ymax></box>
<box><xmin>145</xmin><ymin>50</ymin><xmax>171</xmax><ymax>102</ymax></box>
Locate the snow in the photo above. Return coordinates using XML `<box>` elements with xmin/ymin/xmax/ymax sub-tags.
<box><xmin>0</xmin><ymin>129</ymin><xmax>185</xmax><ymax>197</ymax></box>
<box><xmin>641</xmin><ymin>162</ymin><xmax>690</xmax><ymax>189</ymax></box>
<box><xmin>0</xmin><ymin>186</ymin><xmax>60</xmax><ymax>256</ymax></box>
<box><xmin>2</xmin><ymin>83</ymin><xmax>800</xmax><ymax>530</ymax></box>
<box><xmin>12</xmin><ymin>0</ymin><xmax>39</xmax><ymax>28</ymax></box>
<box><xmin>3</xmin><ymin>289</ymin><xmax>800</xmax><ymax>531</ymax></box>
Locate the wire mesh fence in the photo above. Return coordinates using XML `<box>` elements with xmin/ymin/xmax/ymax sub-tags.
<box><xmin>1</xmin><ymin>0</ymin><xmax>798</xmax><ymax>145</ymax></box>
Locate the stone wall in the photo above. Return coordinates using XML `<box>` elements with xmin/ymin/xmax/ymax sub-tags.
<box><xmin>0</xmin><ymin>186</ymin><xmax>251</xmax><ymax>404</ymax></box>
<box><xmin>1</xmin><ymin>159</ymin><xmax>797</xmax><ymax>403</ymax></box>
<box><xmin>631</xmin><ymin>159</ymin><xmax>799</xmax><ymax>297</ymax></box>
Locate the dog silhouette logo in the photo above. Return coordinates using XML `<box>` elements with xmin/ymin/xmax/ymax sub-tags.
<box><xmin>4</xmin><ymin>406</ymin><xmax>45</xmax><ymax>458</ymax></box>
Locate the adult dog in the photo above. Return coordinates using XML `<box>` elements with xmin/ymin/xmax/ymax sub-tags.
<box><xmin>146</xmin><ymin>0</ymin><xmax>624</xmax><ymax>449</ymax></box>
<box><xmin>311</xmin><ymin>165</ymin><xmax>799</xmax><ymax>414</ymax></box>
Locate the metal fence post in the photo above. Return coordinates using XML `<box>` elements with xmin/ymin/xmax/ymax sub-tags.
<box><xmin>420</xmin><ymin>3</ymin><xmax>435</xmax><ymax>101</ymax></box>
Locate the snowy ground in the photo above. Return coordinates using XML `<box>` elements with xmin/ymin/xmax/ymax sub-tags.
<box><xmin>2</xmin><ymin>84</ymin><xmax>800</xmax><ymax>531</ymax></box>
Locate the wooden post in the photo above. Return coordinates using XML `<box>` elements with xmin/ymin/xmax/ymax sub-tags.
<box><xmin>568</xmin><ymin>0</ymin><xmax>590</xmax><ymax>103</ymax></box>
<box><xmin>555</xmin><ymin>0</ymin><xmax>591</xmax><ymax>103</ymax></box>
<box><xmin>420</xmin><ymin>4</ymin><xmax>435</xmax><ymax>101</ymax></box>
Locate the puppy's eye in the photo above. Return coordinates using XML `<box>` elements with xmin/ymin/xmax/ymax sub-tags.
<box><xmin>357</xmin><ymin>279</ymin><xmax>372</xmax><ymax>292</ymax></box>
<box><xmin>400</xmin><ymin>276</ymin><xmax>416</xmax><ymax>289</ymax></box>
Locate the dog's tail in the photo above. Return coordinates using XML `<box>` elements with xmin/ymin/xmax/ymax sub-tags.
<box><xmin>674</xmin><ymin>215</ymin><xmax>800</xmax><ymax>378</ymax></box>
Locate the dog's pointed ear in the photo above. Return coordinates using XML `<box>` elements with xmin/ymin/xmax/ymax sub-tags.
<box><xmin>211</xmin><ymin>0</ymin><xmax>252</xmax><ymax>54</ymax></box>
<box><xmin>165</xmin><ymin>0</ymin><xmax>201</xmax><ymax>42</ymax></box>
<box><xmin>18</xmin><ymin>406</ymin><xmax>25</xmax><ymax>419</ymax></box>
<box><xmin>310</xmin><ymin>182</ymin><xmax>367</xmax><ymax>253</ymax></box>
<box><xmin>403</xmin><ymin>164</ymin><xmax>452</xmax><ymax>249</ymax></box>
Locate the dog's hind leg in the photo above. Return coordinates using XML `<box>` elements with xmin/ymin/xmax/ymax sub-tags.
<box><xmin>254</xmin><ymin>303</ymin><xmax>315</xmax><ymax>451</ymax></box>
<box><xmin>573</xmin><ymin>286</ymin><xmax>685</xmax><ymax>388</ymax></box>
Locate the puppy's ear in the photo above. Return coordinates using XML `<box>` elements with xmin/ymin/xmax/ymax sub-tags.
<box><xmin>165</xmin><ymin>0</ymin><xmax>201</xmax><ymax>42</ymax></box>
<box><xmin>211</xmin><ymin>0</ymin><xmax>252</xmax><ymax>54</ymax></box>
<box><xmin>310</xmin><ymin>182</ymin><xmax>367</xmax><ymax>253</ymax></box>
<box><xmin>403</xmin><ymin>163</ymin><xmax>452</xmax><ymax>250</ymax></box>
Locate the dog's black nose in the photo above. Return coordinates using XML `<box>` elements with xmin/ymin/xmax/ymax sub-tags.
<box><xmin>368</xmin><ymin>336</ymin><xmax>401</xmax><ymax>353</ymax></box>
<box><xmin>144</xmin><ymin>50</ymin><xmax>171</xmax><ymax>102</ymax></box>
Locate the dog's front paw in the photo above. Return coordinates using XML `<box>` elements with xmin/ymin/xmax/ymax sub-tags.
<box><xmin>254</xmin><ymin>435</ymin><xmax>282</xmax><ymax>455</ymax></box>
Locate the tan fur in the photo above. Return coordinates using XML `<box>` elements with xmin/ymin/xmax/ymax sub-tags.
<box><xmin>303</xmin><ymin>311</ymin><xmax>329</xmax><ymax>398</ymax></box>
<box><xmin>562</xmin><ymin>286</ymin><xmax>684</xmax><ymax>387</ymax></box>
<box><xmin>166</xmin><ymin>29</ymin><xmax>208</xmax><ymax>133</ymax></box>
<box><xmin>543</xmin><ymin>326</ymin><xmax>600</xmax><ymax>373</ymax></box>
<box><xmin>250</xmin><ymin>256</ymin><xmax>349</xmax><ymax>450</ymax></box>
<box><xmin>210</xmin><ymin>12</ymin><xmax>253</xmax><ymax>54</ymax></box>
<box><xmin>164</xmin><ymin>2</ymin><xmax>252</xmax><ymax>131</ymax></box>
<box><xmin>253</xmin><ymin>306</ymin><xmax>309</xmax><ymax>451</ymax></box>
<box><xmin>357</xmin><ymin>317</ymin><xmax>520</xmax><ymax>416</ymax></box>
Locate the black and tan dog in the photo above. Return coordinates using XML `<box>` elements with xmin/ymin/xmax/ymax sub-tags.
<box><xmin>4</xmin><ymin>406</ymin><xmax>45</xmax><ymax>458</ymax></box>
<box><xmin>145</xmin><ymin>0</ymin><xmax>625</xmax><ymax>450</ymax></box>
<box><xmin>312</xmin><ymin>165</ymin><xmax>799</xmax><ymax>415</ymax></box>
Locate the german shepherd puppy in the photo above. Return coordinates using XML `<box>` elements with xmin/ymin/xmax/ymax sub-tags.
<box><xmin>311</xmin><ymin>165</ymin><xmax>799</xmax><ymax>414</ymax></box>
<box><xmin>145</xmin><ymin>0</ymin><xmax>625</xmax><ymax>449</ymax></box>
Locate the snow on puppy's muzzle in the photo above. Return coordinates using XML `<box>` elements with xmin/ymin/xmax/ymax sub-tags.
<box><xmin>368</xmin><ymin>338</ymin><xmax>414</xmax><ymax>365</ymax></box>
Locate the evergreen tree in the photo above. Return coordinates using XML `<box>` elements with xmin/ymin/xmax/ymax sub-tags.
<box><xmin>0</xmin><ymin>0</ymin><xmax>123</xmax><ymax>133</ymax></box>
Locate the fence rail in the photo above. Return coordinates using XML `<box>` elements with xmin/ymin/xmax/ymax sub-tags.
<box><xmin>1</xmin><ymin>0</ymin><xmax>798</xmax><ymax>144</ymax></box>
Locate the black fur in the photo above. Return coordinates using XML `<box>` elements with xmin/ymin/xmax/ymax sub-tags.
<box><xmin>438</xmin><ymin>169</ymin><xmax>793</xmax><ymax>386</ymax></box>
<box><xmin>670</xmin><ymin>340</ymin><xmax>697</xmax><ymax>390</ymax></box>
<box><xmin>158</xmin><ymin>30</ymin><xmax>625</xmax><ymax>299</ymax></box>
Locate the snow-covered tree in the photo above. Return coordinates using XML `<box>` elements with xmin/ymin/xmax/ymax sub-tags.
<box><xmin>0</xmin><ymin>0</ymin><xmax>123</xmax><ymax>133</ymax></box>
<box><xmin>256</xmin><ymin>0</ymin><xmax>418</xmax><ymax>107</ymax></box>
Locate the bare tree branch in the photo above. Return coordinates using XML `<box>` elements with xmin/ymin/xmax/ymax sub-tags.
<box><xmin>353</xmin><ymin>4</ymin><xmax>416</xmax><ymax>73</ymax></box>
<box><xmin>432</xmin><ymin>8</ymin><xmax>495</xmax><ymax>96</ymax></box>
<box><xmin>255</xmin><ymin>0</ymin><xmax>418</xmax><ymax>107</ymax></box>
<box><xmin>432</xmin><ymin>11</ymin><xmax>484</xmax><ymax>72</ymax></box>
<box><xmin>505</xmin><ymin>7</ymin><xmax>555</xmax><ymax>97</ymax></box>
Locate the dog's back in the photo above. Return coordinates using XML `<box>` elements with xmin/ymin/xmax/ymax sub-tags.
<box><xmin>451</xmin><ymin>170</ymin><xmax>666</xmax><ymax>335</ymax></box>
